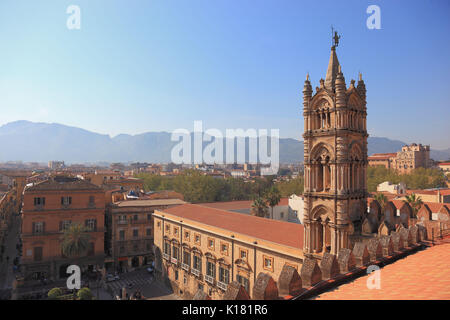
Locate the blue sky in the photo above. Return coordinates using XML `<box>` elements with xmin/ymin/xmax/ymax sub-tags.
<box><xmin>0</xmin><ymin>0</ymin><xmax>449</xmax><ymax>148</ymax></box>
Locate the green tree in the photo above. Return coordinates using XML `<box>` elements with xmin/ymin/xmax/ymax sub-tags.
<box><xmin>251</xmin><ymin>196</ymin><xmax>268</xmax><ymax>218</ymax></box>
<box><xmin>48</xmin><ymin>287</ymin><xmax>62</xmax><ymax>300</ymax></box>
<box><xmin>61</xmin><ymin>223</ymin><xmax>91</xmax><ymax>258</ymax></box>
<box><xmin>265</xmin><ymin>186</ymin><xmax>281</xmax><ymax>219</ymax></box>
<box><xmin>77</xmin><ymin>287</ymin><xmax>93</xmax><ymax>300</ymax></box>
<box><xmin>404</xmin><ymin>193</ymin><xmax>423</xmax><ymax>219</ymax></box>
<box><xmin>374</xmin><ymin>192</ymin><xmax>388</xmax><ymax>211</ymax></box>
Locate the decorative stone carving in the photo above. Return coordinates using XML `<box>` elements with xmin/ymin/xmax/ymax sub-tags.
<box><xmin>409</xmin><ymin>225</ymin><xmax>419</xmax><ymax>244</ymax></box>
<box><xmin>367</xmin><ymin>238</ymin><xmax>383</xmax><ymax>262</ymax></box>
<box><xmin>379</xmin><ymin>236</ymin><xmax>394</xmax><ymax>257</ymax></box>
<box><xmin>390</xmin><ymin>231</ymin><xmax>404</xmax><ymax>252</ymax></box>
<box><xmin>398</xmin><ymin>225</ymin><xmax>412</xmax><ymax>248</ymax></box>
<box><xmin>223</xmin><ymin>281</ymin><xmax>250</xmax><ymax>300</ymax></box>
<box><xmin>300</xmin><ymin>258</ymin><xmax>322</xmax><ymax>287</ymax></box>
<box><xmin>278</xmin><ymin>265</ymin><xmax>302</xmax><ymax>296</ymax></box>
<box><xmin>337</xmin><ymin>248</ymin><xmax>356</xmax><ymax>273</ymax></box>
<box><xmin>320</xmin><ymin>252</ymin><xmax>340</xmax><ymax>280</ymax></box>
<box><xmin>362</xmin><ymin>218</ymin><xmax>377</xmax><ymax>235</ymax></box>
<box><xmin>252</xmin><ymin>273</ymin><xmax>279</xmax><ymax>300</ymax></box>
<box><xmin>352</xmin><ymin>242</ymin><xmax>370</xmax><ymax>267</ymax></box>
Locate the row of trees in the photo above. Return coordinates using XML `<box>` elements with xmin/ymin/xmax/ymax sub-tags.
<box><xmin>367</xmin><ymin>166</ymin><xmax>446</xmax><ymax>192</ymax></box>
<box><xmin>135</xmin><ymin>170</ymin><xmax>304</xmax><ymax>203</ymax></box>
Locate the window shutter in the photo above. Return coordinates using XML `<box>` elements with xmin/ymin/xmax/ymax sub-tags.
<box><xmin>32</xmin><ymin>222</ymin><xmax>35</xmax><ymax>233</ymax></box>
<box><xmin>59</xmin><ymin>221</ymin><xmax>63</xmax><ymax>231</ymax></box>
<box><xmin>42</xmin><ymin>222</ymin><xmax>46</xmax><ymax>233</ymax></box>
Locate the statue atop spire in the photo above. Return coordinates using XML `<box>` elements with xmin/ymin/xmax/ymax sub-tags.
<box><xmin>331</xmin><ymin>26</ymin><xmax>341</xmax><ymax>48</ymax></box>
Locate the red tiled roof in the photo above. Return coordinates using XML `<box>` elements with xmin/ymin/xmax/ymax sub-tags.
<box><xmin>407</xmin><ymin>189</ymin><xmax>450</xmax><ymax>196</ymax></box>
<box><xmin>200</xmin><ymin>198</ymin><xmax>289</xmax><ymax>211</ymax></box>
<box><xmin>423</xmin><ymin>202</ymin><xmax>450</xmax><ymax>213</ymax></box>
<box><xmin>437</xmin><ymin>162</ymin><xmax>450</xmax><ymax>166</ymax></box>
<box><xmin>316</xmin><ymin>242</ymin><xmax>450</xmax><ymax>300</ymax></box>
<box><xmin>160</xmin><ymin>203</ymin><xmax>304</xmax><ymax>250</ymax></box>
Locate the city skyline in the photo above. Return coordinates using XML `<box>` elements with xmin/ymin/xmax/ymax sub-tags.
<box><xmin>1</xmin><ymin>0</ymin><xmax>449</xmax><ymax>149</ymax></box>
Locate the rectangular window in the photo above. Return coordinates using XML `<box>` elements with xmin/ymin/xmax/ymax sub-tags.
<box><xmin>207</xmin><ymin>238</ymin><xmax>215</xmax><ymax>250</ymax></box>
<box><xmin>175</xmin><ymin>270</ymin><xmax>179</xmax><ymax>281</ymax></box>
<box><xmin>183</xmin><ymin>250</ymin><xmax>191</xmax><ymax>266</ymax></box>
<box><xmin>119</xmin><ymin>230</ymin><xmax>125</xmax><ymax>240</ymax></box>
<box><xmin>88</xmin><ymin>196</ymin><xmax>95</xmax><ymax>205</ymax></box>
<box><xmin>157</xmin><ymin>221</ymin><xmax>161</xmax><ymax>228</ymax></box>
<box><xmin>85</xmin><ymin>219</ymin><xmax>97</xmax><ymax>231</ymax></box>
<box><xmin>193</xmin><ymin>255</ymin><xmax>201</xmax><ymax>272</ymax></box>
<box><xmin>165</xmin><ymin>224</ymin><xmax>170</xmax><ymax>234</ymax></box>
<box><xmin>219</xmin><ymin>266</ymin><xmax>229</xmax><ymax>284</ymax></box>
<box><xmin>146</xmin><ymin>228</ymin><xmax>151</xmax><ymax>236</ymax></box>
<box><xmin>172</xmin><ymin>246</ymin><xmax>179</xmax><ymax>260</ymax></box>
<box><xmin>132</xmin><ymin>229</ymin><xmax>139</xmax><ymax>238</ymax></box>
<box><xmin>173</xmin><ymin>227</ymin><xmax>179</xmax><ymax>236</ymax></box>
<box><xmin>164</xmin><ymin>241</ymin><xmax>171</xmax><ymax>255</ymax></box>
<box><xmin>239</xmin><ymin>249</ymin><xmax>248</xmax><ymax>260</ymax></box>
<box><xmin>206</xmin><ymin>261</ymin><xmax>215</xmax><ymax>278</ymax></box>
<box><xmin>61</xmin><ymin>196</ymin><xmax>72</xmax><ymax>206</ymax></box>
<box><xmin>60</xmin><ymin>220</ymin><xmax>71</xmax><ymax>231</ymax></box>
<box><xmin>147</xmin><ymin>214</ymin><xmax>151</xmax><ymax>221</ymax></box>
<box><xmin>237</xmin><ymin>275</ymin><xmax>249</xmax><ymax>293</ymax></box>
<box><xmin>184</xmin><ymin>231</ymin><xmax>190</xmax><ymax>240</ymax></box>
<box><xmin>34</xmin><ymin>197</ymin><xmax>45</xmax><ymax>206</ymax></box>
<box><xmin>220</xmin><ymin>243</ymin><xmax>228</xmax><ymax>256</ymax></box>
<box><xmin>32</xmin><ymin>222</ymin><xmax>45</xmax><ymax>234</ymax></box>
<box><xmin>263</xmin><ymin>256</ymin><xmax>274</xmax><ymax>271</ymax></box>
<box><xmin>194</xmin><ymin>234</ymin><xmax>201</xmax><ymax>245</ymax></box>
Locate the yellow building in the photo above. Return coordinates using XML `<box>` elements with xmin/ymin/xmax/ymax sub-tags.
<box><xmin>153</xmin><ymin>204</ymin><xmax>304</xmax><ymax>299</ymax></box>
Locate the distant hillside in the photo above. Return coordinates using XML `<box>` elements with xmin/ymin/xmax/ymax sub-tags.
<box><xmin>0</xmin><ymin>121</ymin><xmax>448</xmax><ymax>163</ymax></box>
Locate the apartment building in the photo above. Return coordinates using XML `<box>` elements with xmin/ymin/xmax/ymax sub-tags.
<box><xmin>153</xmin><ymin>204</ymin><xmax>304</xmax><ymax>299</ymax></box>
<box><xmin>107</xmin><ymin>198</ymin><xmax>186</xmax><ymax>271</ymax></box>
<box><xmin>21</xmin><ymin>176</ymin><xmax>105</xmax><ymax>281</ymax></box>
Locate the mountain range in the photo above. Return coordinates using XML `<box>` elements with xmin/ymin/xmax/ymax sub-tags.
<box><xmin>0</xmin><ymin>120</ymin><xmax>449</xmax><ymax>163</ymax></box>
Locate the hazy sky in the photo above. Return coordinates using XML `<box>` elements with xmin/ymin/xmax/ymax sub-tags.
<box><xmin>1</xmin><ymin>0</ymin><xmax>449</xmax><ymax>149</ymax></box>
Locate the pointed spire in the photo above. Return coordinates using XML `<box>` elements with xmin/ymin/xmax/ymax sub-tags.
<box><xmin>325</xmin><ymin>46</ymin><xmax>340</xmax><ymax>92</ymax></box>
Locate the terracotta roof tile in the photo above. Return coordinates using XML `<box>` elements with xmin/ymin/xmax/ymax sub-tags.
<box><xmin>160</xmin><ymin>203</ymin><xmax>304</xmax><ymax>250</ymax></box>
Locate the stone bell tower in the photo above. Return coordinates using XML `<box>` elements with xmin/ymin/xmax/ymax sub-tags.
<box><xmin>302</xmin><ymin>36</ymin><xmax>368</xmax><ymax>257</ymax></box>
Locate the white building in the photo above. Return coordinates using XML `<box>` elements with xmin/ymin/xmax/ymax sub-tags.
<box><xmin>377</xmin><ymin>181</ymin><xmax>406</xmax><ymax>195</ymax></box>
<box><xmin>288</xmin><ymin>194</ymin><xmax>304</xmax><ymax>224</ymax></box>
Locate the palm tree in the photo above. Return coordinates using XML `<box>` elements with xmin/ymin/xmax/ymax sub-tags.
<box><xmin>265</xmin><ymin>186</ymin><xmax>281</xmax><ymax>219</ymax></box>
<box><xmin>251</xmin><ymin>196</ymin><xmax>269</xmax><ymax>218</ymax></box>
<box><xmin>374</xmin><ymin>193</ymin><xmax>388</xmax><ymax>221</ymax></box>
<box><xmin>404</xmin><ymin>193</ymin><xmax>423</xmax><ymax>219</ymax></box>
<box><xmin>61</xmin><ymin>223</ymin><xmax>91</xmax><ymax>258</ymax></box>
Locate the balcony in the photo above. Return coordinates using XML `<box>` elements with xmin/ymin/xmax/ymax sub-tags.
<box><xmin>163</xmin><ymin>253</ymin><xmax>170</xmax><ymax>260</ymax></box>
<box><xmin>205</xmin><ymin>274</ymin><xmax>215</xmax><ymax>285</ymax></box>
<box><xmin>181</xmin><ymin>263</ymin><xmax>190</xmax><ymax>272</ymax></box>
<box><xmin>217</xmin><ymin>281</ymin><xmax>228</xmax><ymax>291</ymax></box>
<box><xmin>117</xmin><ymin>220</ymin><xmax>128</xmax><ymax>225</ymax></box>
<box><xmin>171</xmin><ymin>257</ymin><xmax>178</xmax><ymax>265</ymax></box>
<box><xmin>191</xmin><ymin>268</ymin><xmax>200</xmax><ymax>277</ymax></box>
